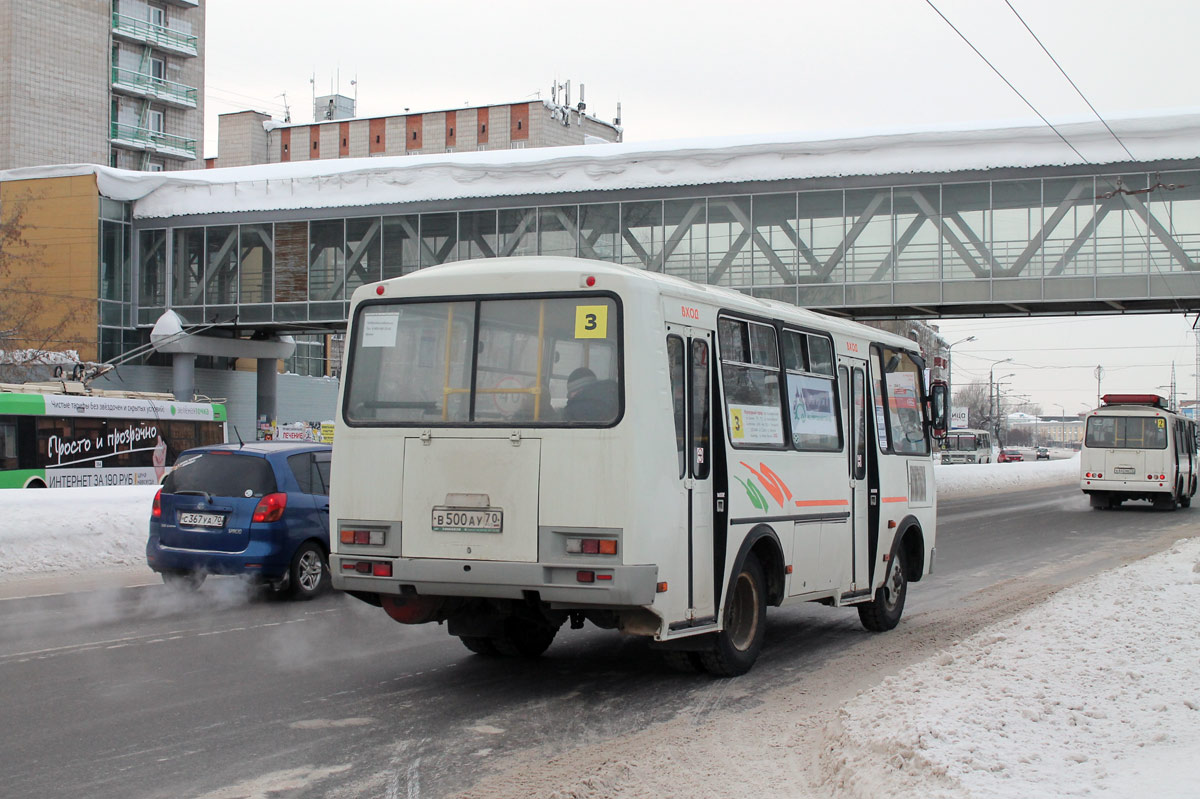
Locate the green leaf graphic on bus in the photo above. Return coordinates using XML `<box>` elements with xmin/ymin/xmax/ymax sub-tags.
<box><xmin>739</xmin><ymin>461</ymin><xmax>793</xmax><ymax>509</ymax></box>
<box><xmin>735</xmin><ymin>476</ymin><xmax>769</xmax><ymax>511</ymax></box>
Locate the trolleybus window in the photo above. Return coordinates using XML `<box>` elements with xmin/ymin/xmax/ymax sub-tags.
<box><xmin>667</xmin><ymin>336</ymin><xmax>686</xmax><ymax>478</ymax></box>
<box><xmin>344</xmin><ymin>295</ymin><xmax>621</xmax><ymax>427</ymax></box>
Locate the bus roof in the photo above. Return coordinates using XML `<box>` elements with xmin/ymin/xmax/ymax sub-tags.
<box><xmin>363</xmin><ymin>257</ymin><xmax>920</xmax><ymax>353</ymax></box>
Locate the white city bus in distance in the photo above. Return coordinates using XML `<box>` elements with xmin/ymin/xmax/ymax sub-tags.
<box><xmin>331</xmin><ymin>257</ymin><xmax>947</xmax><ymax>675</ymax></box>
<box><xmin>939</xmin><ymin>428</ymin><xmax>995</xmax><ymax>464</ymax></box>
<box><xmin>1081</xmin><ymin>393</ymin><xmax>1198</xmax><ymax>510</ymax></box>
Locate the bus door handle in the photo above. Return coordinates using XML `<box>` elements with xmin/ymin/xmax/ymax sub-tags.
<box><xmin>869</xmin><ymin>490</ymin><xmax>878</xmax><ymax>506</ymax></box>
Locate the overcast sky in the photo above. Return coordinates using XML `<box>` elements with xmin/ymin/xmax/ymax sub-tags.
<box><xmin>203</xmin><ymin>0</ymin><xmax>1200</xmax><ymax>414</ymax></box>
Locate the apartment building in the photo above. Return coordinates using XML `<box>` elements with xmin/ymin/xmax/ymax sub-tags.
<box><xmin>210</xmin><ymin>95</ymin><xmax>622</xmax><ymax>168</ymax></box>
<box><xmin>0</xmin><ymin>0</ymin><xmax>204</xmax><ymax>172</ymax></box>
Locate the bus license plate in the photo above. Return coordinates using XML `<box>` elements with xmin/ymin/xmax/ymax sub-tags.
<box><xmin>431</xmin><ymin>507</ymin><xmax>503</xmax><ymax>533</ymax></box>
<box><xmin>1113</xmin><ymin>466</ymin><xmax>1135</xmax><ymax>474</ymax></box>
<box><xmin>179</xmin><ymin>512</ymin><xmax>224</xmax><ymax>527</ymax></box>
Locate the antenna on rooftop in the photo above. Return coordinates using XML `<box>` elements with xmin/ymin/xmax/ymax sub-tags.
<box><xmin>279</xmin><ymin>91</ymin><xmax>291</xmax><ymax>123</ymax></box>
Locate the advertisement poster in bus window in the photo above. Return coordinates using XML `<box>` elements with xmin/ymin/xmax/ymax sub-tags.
<box><xmin>873</xmin><ymin>376</ymin><xmax>888</xmax><ymax>450</ymax></box>
<box><xmin>728</xmin><ymin>404</ymin><xmax>784</xmax><ymax>444</ymax></box>
<box><xmin>787</xmin><ymin>374</ymin><xmax>838</xmax><ymax>443</ymax></box>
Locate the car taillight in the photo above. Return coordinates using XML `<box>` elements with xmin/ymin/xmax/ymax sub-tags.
<box><xmin>252</xmin><ymin>492</ymin><xmax>288</xmax><ymax>523</ymax></box>
<box><xmin>152</xmin><ymin>489</ymin><xmax>162</xmax><ymax>518</ymax></box>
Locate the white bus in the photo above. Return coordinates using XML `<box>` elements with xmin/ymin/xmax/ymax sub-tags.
<box><xmin>1081</xmin><ymin>393</ymin><xmax>1198</xmax><ymax>510</ymax></box>
<box><xmin>939</xmin><ymin>428</ymin><xmax>996</xmax><ymax>464</ymax></box>
<box><xmin>331</xmin><ymin>257</ymin><xmax>947</xmax><ymax>675</ymax></box>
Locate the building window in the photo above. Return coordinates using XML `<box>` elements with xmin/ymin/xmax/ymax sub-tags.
<box><xmin>147</xmin><ymin>109</ymin><xmax>164</xmax><ymax>133</ymax></box>
<box><xmin>150</xmin><ymin>57</ymin><xmax>165</xmax><ymax>81</ymax></box>
<box><xmin>148</xmin><ymin>4</ymin><xmax>165</xmax><ymax>27</ymax></box>
<box><xmin>147</xmin><ymin>161</ymin><xmax>164</xmax><ymax>172</ymax></box>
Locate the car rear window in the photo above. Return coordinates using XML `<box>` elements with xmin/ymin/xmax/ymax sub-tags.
<box><xmin>163</xmin><ymin>452</ymin><xmax>277</xmax><ymax>498</ymax></box>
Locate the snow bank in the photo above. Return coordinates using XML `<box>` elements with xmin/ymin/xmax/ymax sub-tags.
<box><xmin>935</xmin><ymin>453</ymin><xmax>1080</xmax><ymax>499</ymax></box>
<box><xmin>824</xmin><ymin>536</ymin><xmax>1200</xmax><ymax>799</ymax></box>
<box><xmin>0</xmin><ymin>486</ymin><xmax>157</xmax><ymax>576</ymax></box>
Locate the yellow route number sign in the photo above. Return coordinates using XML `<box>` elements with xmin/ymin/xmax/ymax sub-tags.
<box><xmin>575</xmin><ymin>305</ymin><xmax>608</xmax><ymax>339</ymax></box>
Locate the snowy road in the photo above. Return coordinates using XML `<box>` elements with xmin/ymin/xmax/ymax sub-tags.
<box><xmin>2</xmin><ymin>480</ymin><xmax>1194</xmax><ymax>798</ymax></box>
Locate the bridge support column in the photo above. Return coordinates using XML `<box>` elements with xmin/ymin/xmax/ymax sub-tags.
<box><xmin>171</xmin><ymin>353</ymin><xmax>196</xmax><ymax>402</ymax></box>
<box><xmin>256</xmin><ymin>357</ymin><xmax>278</xmax><ymax>436</ymax></box>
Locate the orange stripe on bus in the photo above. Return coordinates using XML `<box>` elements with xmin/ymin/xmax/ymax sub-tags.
<box><xmin>794</xmin><ymin>499</ymin><xmax>850</xmax><ymax>507</ymax></box>
<box><xmin>881</xmin><ymin>496</ymin><xmax>907</xmax><ymax>503</ymax></box>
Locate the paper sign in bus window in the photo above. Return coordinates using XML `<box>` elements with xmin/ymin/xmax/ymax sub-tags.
<box><xmin>362</xmin><ymin>313</ymin><xmax>400</xmax><ymax>347</ymax></box>
<box><xmin>574</xmin><ymin>305</ymin><xmax>608</xmax><ymax>339</ymax></box>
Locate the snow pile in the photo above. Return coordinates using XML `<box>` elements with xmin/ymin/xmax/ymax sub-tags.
<box><xmin>824</xmin><ymin>536</ymin><xmax>1200</xmax><ymax>799</ymax></box>
<box><xmin>0</xmin><ymin>486</ymin><xmax>158</xmax><ymax>576</ymax></box>
<box><xmin>935</xmin><ymin>452</ymin><xmax>1079</xmax><ymax>499</ymax></box>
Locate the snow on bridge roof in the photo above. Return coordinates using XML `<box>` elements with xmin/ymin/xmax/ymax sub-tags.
<box><xmin>3</xmin><ymin>110</ymin><xmax>1199</xmax><ymax>220</ymax></box>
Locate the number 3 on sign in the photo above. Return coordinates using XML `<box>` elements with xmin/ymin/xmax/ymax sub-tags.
<box><xmin>575</xmin><ymin>305</ymin><xmax>608</xmax><ymax>339</ymax></box>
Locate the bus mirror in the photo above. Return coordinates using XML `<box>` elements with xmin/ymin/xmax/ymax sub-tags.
<box><xmin>929</xmin><ymin>380</ymin><xmax>949</xmax><ymax>439</ymax></box>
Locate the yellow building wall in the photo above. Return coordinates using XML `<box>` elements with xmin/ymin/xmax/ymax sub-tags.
<box><xmin>0</xmin><ymin>175</ymin><xmax>99</xmax><ymax>361</ymax></box>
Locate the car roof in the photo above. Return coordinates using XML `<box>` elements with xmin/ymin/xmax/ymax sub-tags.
<box><xmin>182</xmin><ymin>442</ymin><xmax>331</xmax><ymax>457</ymax></box>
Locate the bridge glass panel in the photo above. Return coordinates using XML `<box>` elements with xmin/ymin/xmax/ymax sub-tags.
<box><xmin>172</xmin><ymin>226</ymin><xmax>204</xmax><ymax>307</ymax></box>
<box><xmin>621</xmin><ymin>200</ymin><xmax>662</xmax><ymax>270</ymax></box>
<box><xmin>992</xmin><ymin>180</ymin><xmax>1042</xmax><ymax>277</ymax></box>
<box><xmin>892</xmin><ymin>186</ymin><xmax>940</xmax><ymax>282</ymax></box>
<box><xmin>382</xmin><ymin>214</ymin><xmax>419</xmax><ymax>279</ymax></box>
<box><xmin>458</xmin><ymin>210</ymin><xmax>497</xmax><ymax>261</ymax></box>
<box><xmin>1149</xmin><ymin>170</ymin><xmax>1200</xmax><ymax>274</ymax></box>
<box><xmin>346</xmin><ymin>217</ymin><xmax>382</xmax><ymax>295</ymax></box>
<box><xmin>420</xmin><ymin>213</ymin><xmax>458</xmax><ymax>267</ymax></box>
<box><xmin>538</xmin><ymin>206</ymin><xmax>578</xmax><ymax>258</ymax></box>
<box><xmin>663</xmin><ymin>198</ymin><xmax>707</xmax><ymax>283</ymax></box>
<box><xmin>844</xmin><ymin>187</ymin><xmax>892</xmax><ymax>285</ymax></box>
<box><xmin>1095</xmin><ymin>173</ymin><xmax>1150</xmax><ymax>275</ymax></box>
<box><xmin>751</xmin><ymin>193</ymin><xmax>797</xmax><ymax>286</ymax></box>
<box><xmin>273</xmin><ymin>221</ymin><xmax>308</xmax><ymax>321</ymax></box>
<box><xmin>941</xmin><ymin>182</ymin><xmax>990</xmax><ymax>280</ymax></box>
<box><xmin>578</xmin><ymin>203</ymin><xmax>620</xmax><ymax>262</ymax></box>
<box><xmin>205</xmin><ymin>225</ymin><xmax>237</xmax><ymax>308</ymax></box>
<box><xmin>795</xmin><ymin>189</ymin><xmax>844</xmax><ymax>286</ymax></box>
<box><xmin>708</xmin><ymin>196</ymin><xmax>751</xmax><ymax>287</ymax></box>
<box><xmin>239</xmin><ymin>224</ymin><xmax>272</xmax><ymax>310</ymax></box>
<box><xmin>138</xmin><ymin>228</ymin><xmax>166</xmax><ymax>324</ymax></box>
<box><xmin>1043</xmin><ymin>176</ymin><xmax>1096</xmax><ymax>277</ymax></box>
<box><xmin>309</xmin><ymin>219</ymin><xmax>345</xmax><ymax>308</ymax></box>
<box><xmin>498</xmin><ymin>208</ymin><xmax>536</xmax><ymax>258</ymax></box>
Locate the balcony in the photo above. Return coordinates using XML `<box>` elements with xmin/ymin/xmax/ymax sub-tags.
<box><xmin>111</xmin><ymin>66</ymin><xmax>198</xmax><ymax>108</ymax></box>
<box><xmin>111</xmin><ymin>13</ymin><xmax>198</xmax><ymax>57</ymax></box>
<box><xmin>110</xmin><ymin>122</ymin><xmax>197</xmax><ymax>161</ymax></box>
<box><xmin>161</xmin><ymin>0</ymin><xmax>199</xmax><ymax>6</ymax></box>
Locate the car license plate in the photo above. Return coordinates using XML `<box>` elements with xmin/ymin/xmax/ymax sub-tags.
<box><xmin>431</xmin><ymin>507</ymin><xmax>503</xmax><ymax>533</ymax></box>
<box><xmin>179</xmin><ymin>512</ymin><xmax>225</xmax><ymax>527</ymax></box>
<box><xmin>1113</xmin><ymin>465</ymin><xmax>1135</xmax><ymax>474</ymax></box>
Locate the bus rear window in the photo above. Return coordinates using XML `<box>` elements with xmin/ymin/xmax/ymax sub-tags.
<box><xmin>163</xmin><ymin>453</ymin><xmax>277</xmax><ymax>497</ymax></box>
<box><xmin>1085</xmin><ymin>416</ymin><xmax>1168</xmax><ymax>449</ymax></box>
<box><xmin>343</xmin><ymin>295</ymin><xmax>621</xmax><ymax>427</ymax></box>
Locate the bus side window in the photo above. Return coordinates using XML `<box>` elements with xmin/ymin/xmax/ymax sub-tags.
<box><xmin>667</xmin><ymin>335</ymin><xmax>686</xmax><ymax>478</ymax></box>
<box><xmin>0</xmin><ymin>422</ymin><xmax>16</xmax><ymax>469</ymax></box>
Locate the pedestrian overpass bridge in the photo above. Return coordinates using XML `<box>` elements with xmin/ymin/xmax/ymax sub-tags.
<box><xmin>82</xmin><ymin>111</ymin><xmax>1200</xmax><ymax>329</ymax></box>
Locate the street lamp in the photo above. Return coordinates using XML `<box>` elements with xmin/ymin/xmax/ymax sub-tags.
<box><xmin>945</xmin><ymin>335</ymin><xmax>976</xmax><ymax>424</ymax></box>
<box><xmin>1056</xmin><ymin>403</ymin><xmax>1065</xmax><ymax>449</ymax></box>
<box><xmin>988</xmin><ymin>358</ymin><xmax>1014</xmax><ymax>442</ymax></box>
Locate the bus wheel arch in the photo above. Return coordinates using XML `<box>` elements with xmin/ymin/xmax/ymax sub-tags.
<box><xmin>892</xmin><ymin>516</ymin><xmax>926</xmax><ymax>584</ymax></box>
<box><xmin>734</xmin><ymin>525</ymin><xmax>786</xmax><ymax>607</ymax></box>
<box><xmin>23</xmin><ymin>477</ymin><xmax>47</xmax><ymax>489</ymax></box>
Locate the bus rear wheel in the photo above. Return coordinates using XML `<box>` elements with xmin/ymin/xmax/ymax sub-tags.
<box><xmin>858</xmin><ymin>548</ymin><xmax>907</xmax><ymax>632</ymax></box>
<box><xmin>491</xmin><ymin>618</ymin><xmax>558</xmax><ymax>658</ymax></box>
<box><xmin>699</xmin><ymin>552</ymin><xmax>766</xmax><ymax>677</ymax></box>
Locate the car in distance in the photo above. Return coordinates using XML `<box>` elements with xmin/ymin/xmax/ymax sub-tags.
<box><xmin>146</xmin><ymin>441</ymin><xmax>332</xmax><ymax>598</ymax></box>
<box><xmin>998</xmin><ymin>448</ymin><xmax>1024</xmax><ymax>463</ymax></box>
<box><xmin>1036</xmin><ymin>446</ymin><xmax>1050</xmax><ymax>460</ymax></box>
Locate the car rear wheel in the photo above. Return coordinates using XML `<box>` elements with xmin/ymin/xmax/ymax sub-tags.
<box><xmin>287</xmin><ymin>542</ymin><xmax>330</xmax><ymax>599</ymax></box>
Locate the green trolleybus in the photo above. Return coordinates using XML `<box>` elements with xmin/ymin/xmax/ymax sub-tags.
<box><xmin>0</xmin><ymin>382</ymin><xmax>227</xmax><ymax>488</ymax></box>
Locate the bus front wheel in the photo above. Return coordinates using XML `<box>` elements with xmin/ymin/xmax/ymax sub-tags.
<box><xmin>858</xmin><ymin>548</ymin><xmax>907</xmax><ymax>632</ymax></box>
<box><xmin>699</xmin><ymin>552</ymin><xmax>767</xmax><ymax>677</ymax></box>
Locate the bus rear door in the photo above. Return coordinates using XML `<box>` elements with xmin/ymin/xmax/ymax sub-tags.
<box><xmin>839</xmin><ymin>356</ymin><xmax>872</xmax><ymax>594</ymax></box>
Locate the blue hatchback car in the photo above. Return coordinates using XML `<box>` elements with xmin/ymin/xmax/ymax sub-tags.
<box><xmin>147</xmin><ymin>441</ymin><xmax>332</xmax><ymax>599</ymax></box>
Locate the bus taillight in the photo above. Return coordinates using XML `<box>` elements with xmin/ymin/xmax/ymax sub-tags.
<box><xmin>152</xmin><ymin>489</ymin><xmax>162</xmax><ymax>518</ymax></box>
<box><xmin>566</xmin><ymin>538</ymin><xmax>618</xmax><ymax>555</ymax></box>
<box><xmin>252</xmin><ymin>493</ymin><xmax>288</xmax><ymax>523</ymax></box>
